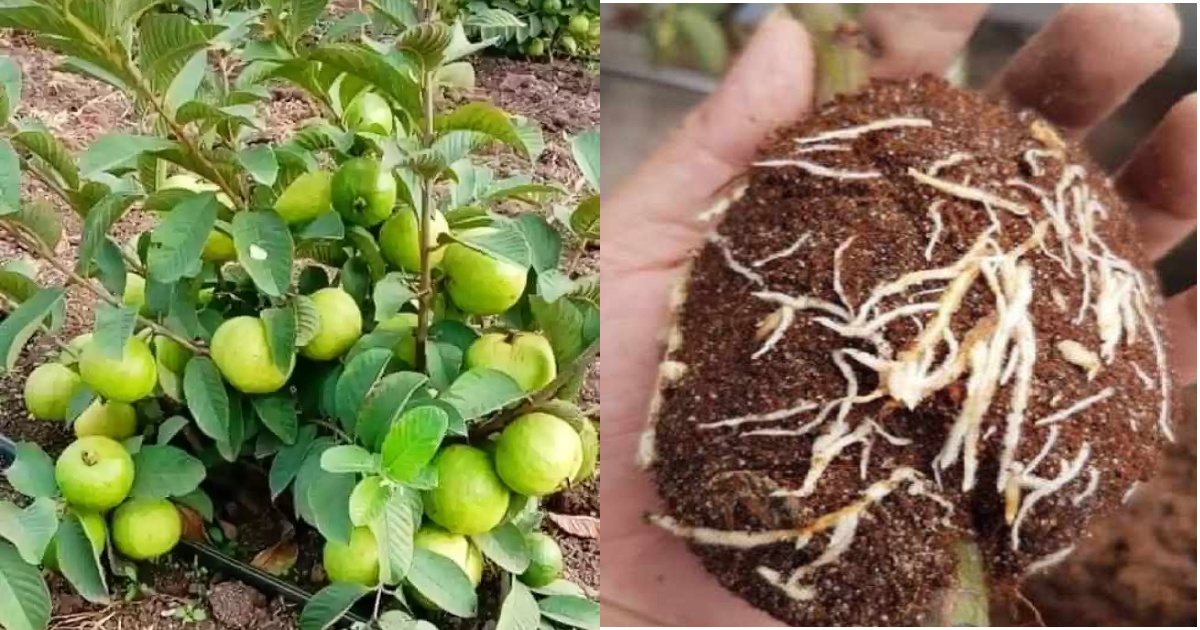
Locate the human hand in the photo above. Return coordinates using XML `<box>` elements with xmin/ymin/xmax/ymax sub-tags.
<box><xmin>600</xmin><ymin>4</ymin><xmax>1194</xmax><ymax>626</ymax></box>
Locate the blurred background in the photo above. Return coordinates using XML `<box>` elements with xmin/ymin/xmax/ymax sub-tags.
<box><xmin>600</xmin><ymin>3</ymin><xmax>1197</xmax><ymax>626</ymax></box>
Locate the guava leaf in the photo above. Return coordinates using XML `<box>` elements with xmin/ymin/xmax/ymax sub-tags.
<box><xmin>55</xmin><ymin>513</ymin><xmax>109</xmax><ymax>604</ymax></box>
<box><xmin>345</xmin><ymin>226</ymin><xmax>386</xmax><ymax>283</ymax></box>
<box><xmin>3</xmin><ymin>442</ymin><xmax>57</xmax><ymax>498</ymax></box>
<box><xmin>176</xmin><ymin>488</ymin><xmax>214</xmax><ymax>522</ymax></box>
<box><xmin>238</xmin><ymin>145</ymin><xmax>278</xmax><ymax>186</ymax></box>
<box><xmin>0</xmin><ymin>287</ymin><xmax>64</xmax><ymax>373</ymax></box>
<box><xmin>293</xmin><ymin>438</ymin><xmax>336</xmax><ymax>524</ymax></box>
<box><xmin>76</xmin><ymin>193</ymin><xmax>138</xmax><ymax>276</ymax></box>
<box><xmin>183</xmin><ymin>357</ymin><xmax>230</xmax><ymax>444</ymax></box>
<box><xmin>92</xmin><ymin>303</ymin><xmax>137</xmax><ymax>360</ymax></box>
<box><xmin>307</xmin><ymin>44</ymin><xmax>421</xmax><ymax>120</ymax></box>
<box><xmin>0</xmin><ymin>540</ymin><xmax>51</xmax><ymax>630</ymax></box>
<box><xmin>0</xmin><ymin>56</ymin><xmax>20</xmax><ymax>125</ymax></box>
<box><xmin>407</xmin><ymin>548</ymin><xmax>478</xmax><ymax>618</ymax></box>
<box><xmin>0</xmin><ymin>498</ymin><xmax>56</xmax><ymax>565</ymax></box>
<box><xmin>320</xmin><ymin>445</ymin><xmax>379</xmax><ymax>474</ymax></box>
<box><xmin>538</xmin><ymin>595</ymin><xmax>600</xmax><ymax>630</ymax></box>
<box><xmin>429</xmin><ymin>320</ymin><xmax>479</xmax><ymax>355</ymax></box>
<box><xmin>514</xmin><ymin>214</ymin><xmax>562</xmax><ymax>273</ymax></box>
<box><xmin>130</xmin><ymin>445</ymin><xmax>206</xmax><ymax>499</ymax></box>
<box><xmin>232</xmin><ymin>210</ymin><xmax>294</xmax><ymax>297</ymax></box>
<box><xmin>372</xmin><ymin>272</ymin><xmax>415</xmax><ymax>323</ymax></box>
<box><xmin>381</xmin><ymin>406</ymin><xmax>447</xmax><ymax>484</ymax></box>
<box><xmin>78</xmin><ymin>134</ymin><xmax>173</xmax><ymax>180</ymax></box>
<box><xmin>450</xmin><ymin>219</ymin><xmax>531</xmax><ymax>269</ymax></box>
<box><xmin>438</xmin><ymin>368</ymin><xmax>524</xmax><ymax>421</ymax></box>
<box><xmin>307</xmin><ymin>470</ymin><xmax>355</xmax><ymax>545</ymax></box>
<box><xmin>435</xmin><ymin>102</ymin><xmax>527</xmax><ymax>158</ymax></box>
<box><xmin>336</xmin><ymin>348</ymin><xmax>392</xmax><ymax>435</ymax></box>
<box><xmin>299</xmin><ymin>582</ymin><xmax>369</xmax><ymax>630</ymax></box>
<box><xmin>530</xmin><ymin>295</ymin><xmax>584</xmax><ymax>365</ymax></box>
<box><xmin>252</xmin><ymin>392</ymin><xmax>299</xmax><ymax>445</ymax></box>
<box><xmin>530</xmin><ymin>580</ymin><xmax>587</xmax><ymax>598</ymax></box>
<box><xmin>568</xmin><ymin>128</ymin><xmax>599</xmax><ymax>193</ymax></box>
<box><xmin>356</xmin><ymin>371</ymin><xmax>429</xmax><ymax>451</ymax></box>
<box><xmin>424</xmin><ymin>340</ymin><xmax>461</xmax><ymax>391</ymax></box>
<box><xmin>94</xmin><ymin>238</ymin><xmax>127</xmax><ymax>298</ymax></box>
<box><xmin>471</xmin><ymin>523</ymin><xmax>529</xmax><ymax>574</ymax></box>
<box><xmin>294</xmin><ymin>211</ymin><xmax>344</xmax><ymax>241</ymax></box>
<box><xmin>348</xmin><ymin>476</ymin><xmax>387</xmax><ymax>527</ymax></box>
<box><xmin>10</xmin><ymin>128</ymin><xmax>79</xmax><ymax>189</ymax></box>
<box><xmin>497</xmin><ymin>579</ymin><xmax>540</xmax><ymax>630</ymax></box>
<box><xmin>570</xmin><ymin>195</ymin><xmax>598</xmax><ymax>241</ymax></box>
<box><xmin>146</xmin><ymin>192</ymin><xmax>220</xmax><ymax>283</ymax></box>
<box><xmin>369</xmin><ymin>485</ymin><xmax>419</xmax><ymax>585</ymax></box>
<box><xmin>261</xmin><ymin>304</ymin><xmax>297</xmax><ymax>375</ymax></box>
<box><xmin>270</xmin><ymin>424</ymin><xmax>317</xmax><ymax>499</ymax></box>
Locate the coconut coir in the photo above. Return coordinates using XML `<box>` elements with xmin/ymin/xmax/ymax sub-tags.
<box><xmin>646</xmin><ymin>76</ymin><xmax>1177</xmax><ymax>626</ymax></box>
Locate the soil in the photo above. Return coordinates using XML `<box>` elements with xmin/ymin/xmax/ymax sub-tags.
<box><xmin>651</xmin><ymin>76</ymin><xmax>1180</xmax><ymax>626</ymax></box>
<box><xmin>0</xmin><ymin>18</ymin><xmax>599</xmax><ymax>630</ymax></box>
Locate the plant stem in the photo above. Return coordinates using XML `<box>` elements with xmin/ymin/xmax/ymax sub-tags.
<box><xmin>784</xmin><ymin>4</ymin><xmax>871</xmax><ymax>106</ymax></box>
<box><xmin>470</xmin><ymin>342</ymin><xmax>599</xmax><ymax>437</ymax></box>
<box><xmin>925</xmin><ymin>540</ymin><xmax>990</xmax><ymax>626</ymax></box>
<box><xmin>371</xmin><ymin>586</ymin><xmax>384</xmax><ymax>621</ymax></box>
<box><xmin>312</xmin><ymin>419</ymin><xmax>353</xmax><ymax>443</ymax></box>
<box><xmin>412</xmin><ymin>4</ymin><xmax>439</xmax><ymax>371</ymax></box>
<box><xmin>0</xmin><ymin>222</ymin><xmax>208</xmax><ymax>355</ymax></box>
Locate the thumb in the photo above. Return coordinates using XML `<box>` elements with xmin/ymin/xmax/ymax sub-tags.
<box><xmin>606</xmin><ymin>11</ymin><xmax>815</xmax><ymax>269</ymax></box>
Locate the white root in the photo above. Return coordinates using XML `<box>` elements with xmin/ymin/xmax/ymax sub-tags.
<box><xmin>698</xmin><ymin>400</ymin><xmax>819</xmax><ymax>430</ymax></box>
<box><xmin>793</xmin><ymin>117</ymin><xmax>933</xmax><ymax>145</ymax></box>
<box><xmin>755</xmin><ymin>159</ymin><xmax>881</xmax><ymax>180</ymax></box>
<box><xmin>1056</xmin><ymin>339</ymin><xmax>1102</xmax><ymax>380</ymax></box>
<box><xmin>753</xmin><ymin>233</ymin><xmax>811</xmax><ymax>267</ymax></box>
<box><xmin>1035</xmin><ymin>387</ymin><xmax>1115</xmax><ymax>426</ymax></box>
<box><xmin>924</xmin><ymin>200</ymin><xmax>945</xmax><ymax>261</ymax></box>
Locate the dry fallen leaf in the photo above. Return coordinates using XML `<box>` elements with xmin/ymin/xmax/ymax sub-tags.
<box><xmin>546</xmin><ymin>513</ymin><xmax>599</xmax><ymax>539</ymax></box>
<box><xmin>176</xmin><ymin>506</ymin><xmax>208</xmax><ymax>543</ymax></box>
<box><xmin>251</xmin><ymin>540</ymin><xmax>299</xmax><ymax>576</ymax></box>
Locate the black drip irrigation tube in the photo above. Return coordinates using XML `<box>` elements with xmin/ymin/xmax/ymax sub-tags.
<box><xmin>0</xmin><ymin>433</ymin><xmax>369</xmax><ymax>625</ymax></box>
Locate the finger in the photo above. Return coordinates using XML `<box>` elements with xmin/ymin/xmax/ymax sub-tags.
<box><xmin>1163</xmin><ymin>285</ymin><xmax>1197</xmax><ymax>386</ymax></box>
<box><xmin>860</xmin><ymin>3</ymin><xmax>988</xmax><ymax>79</ymax></box>
<box><xmin>1116</xmin><ymin>94</ymin><xmax>1197</xmax><ymax>260</ymax></box>
<box><xmin>606</xmin><ymin>10</ymin><xmax>814</xmax><ymax>271</ymax></box>
<box><xmin>989</xmin><ymin>3</ymin><xmax>1181</xmax><ymax>134</ymax></box>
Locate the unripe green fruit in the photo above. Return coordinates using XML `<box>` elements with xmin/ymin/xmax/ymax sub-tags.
<box><xmin>568</xmin><ymin>14</ymin><xmax>590</xmax><ymax>36</ymax></box>
<box><xmin>211</xmin><ymin>316</ymin><xmax>292</xmax><ymax>393</ymax></box>
<box><xmin>154</xmin><ymin>336</ymin><xmax>192</xmax><ymax>375</ymax></box>
<box><xmin>323</xmin><ymin>527</ymin><xmax>380</xmax><ymax>586</ymax></box>
<box><xmin>74</xmin><ymin>400</ymin><xmax>138</xmax><ymax>440</ymax></box>
<box><xmin>274</xmin><ymin>171</ymin><xmax>333</xmax><ymax>224</ymax></box>
<box><xmin>24</xmin><ymin>363</ymin><xmax>81</xmax><ymax>420</ymax></box>
<box><xmin>112</xmin><ymin>498</ymin><xmax>182</xmax><ymax>560</ymax></box>
<box><xmin>465</xmin><ymin>332</ymin><xmax>556</xmax><ymax>392</ymax></box>
<box><xmin>443</xmin><ymin>233</ymin><xmax>528</xmax><ymax>316</ymax></box>
<box><xmin>79</xmin><ymin>338</ymin><xmax>157</xmax><ymax>403</ymax></box>
<box><xmin>201</xmin><ymin>230</ymin><xmax>236</xmax><ymax>263</ymax></box>
<box><xmin>377</xmin><ymin>313</ymin><xmax>418</xmax><ymax>366</ymax></box>
<box><xmin>409</xmin><ymin>526</ymin><xmax>484</xmax><ymax>609</ymax></box>
<box><xmin>495</xmin><ymin>412</ymin><xmax>583</xmax><ymax>496</ymax></box>
<box><xmin>379</xmin><ymin>207</ymin><xmax>449</xmax><ymax>272</ymax></box>
<box><xmin>559</xmin><ymin>34</ymin><xmax>578</xmax><ymax>56</ymax></box>
<box><xmin>518</xmin><ymin>531</ymin><xmax>563</xmax><ymax>587</ymax></box>
<box><xmin>331</xmin><ymin>157</ymin><xmax>397</xmax><ymax>227</ymax></box>
<box><xmin>122</xmin><ymin>273</ymin><xmax>147</xmax><ymax>315</ymax></box>
<box><xmin>423</xmin><ymin>445</ymin><xmax>510</xmax><ymax>535</ymax></box>
<box><xmin>301</xmin><ymin>288</ymin><xmax>364</xmax><ymax>361</ymax></box>
<box><xmin>343</xmin><ymin>92</ymin><xmax>394</xmax><ymax>136</ymax></box>
<box><xmin>55</xmin><ymin>436</ymin><xmax>134</xmax><ymax>512</ymax></box>
<box><xmin>527</xmin><ymin>39</ymin><xmax>546</xmax><ymax>57</ymax></box>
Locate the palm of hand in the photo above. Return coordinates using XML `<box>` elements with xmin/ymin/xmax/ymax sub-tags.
<box><xmin>601</xmin><ymin>4</ymin><xmax>1195</xmax><ymax>626</ymax></box>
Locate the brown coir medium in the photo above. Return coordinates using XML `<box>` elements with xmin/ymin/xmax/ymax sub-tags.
<box><xmin>643</xmin><ymin>76</ymin><xmax>1179</xmax><ymax>627</ymax></box>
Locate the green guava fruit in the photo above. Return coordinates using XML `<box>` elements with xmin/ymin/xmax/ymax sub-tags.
<box><xmin>331</xmin><ymin>157</ymin><xmax>397</xmax><ymax>227</ymax></box>
<box><xmin>495</xmin><ymin>412</ymin><xmax>583</xmax><ymax>496</ymax></box>
<box><xmin>73</xmin><ymin>400</ymin><xmax>138</xmax><ymax>440</ymax></box>
<box><xmin>408</xmin><ymin>525</ymin><xmax>484</xmax><ymax>609</ymax></box>
<box><xmin>377</xmin><ymin>312</ymin><xmax>418</xmax><ymax>366</ymax></box>
<box><xmin>423</xmin><ymin>445</ymin><xmax>510</xmax><ymax>535</ymax></box>
<box><xmin>201</xmin><ymin>230</ymin><xmax>237</xmax><ymax>263</ymax></box>
<box><xmin>24</xmin><ymin>363</ymin><xmax>81</xmax><ymax>420</ymax></box>
<box><xmin>300</xmin><ymin>288</ymin><xmax>364</xmax><ymax>360</ymax></box>
<box><xmin>568</xmin><ymin>14</ymin><xmax>590</xmax><ymax>36</ymax></box>
<box><xmin>379</xmin><ymin>207</ymin><xmax>449</xmax><ymax>272</ymax></box>
<box><xmin>465</xmin><ymin>332</ymin><xmax>556</xmax><ymax>392</ymax></box>
<box><xmin>210</xmin><ymin>316</ymin><xmax>292</xmax><ymax>393</ymax></box>
<box><xmin>122</xmin><ymin>273</ymin><xmax>147</xmax><ymax>315</ymax></box>
<box><xmin>154</xmin><ymin>335</ymin><xmax>192</xmax><ymax>375</ymax></box>
<box><xmin>442</xmin><ymin>234</ymin><xmax>528</xmax><ymax>316</ymax></box>
<box><xmin>55</xmin><ymin>436</ymin><xmax>134</xmax><ymax>512</ymax></box>
<box><xmin>79</xmin><ymin>337</ymin><xmax>157</xmax><ymax>403</ymax></box>
<box><xmin>343</xmin><ymin>92</ymin><xmax>395</xmax><ymax>136</ymax></box>
<box><xmin>274</xmin><ymin>170</ymin><xmax>333</xmax><ymax>224</ymax></box>
<box><xmin>111</xmin><ymin>498</ymin><xmax>182</xmax><ymax>560</ymax></box>
<box><xmin>323</xmin><ymin>526</ymin><xmax>380</xmax><ymax>586</ymax></box>
<box><xmin>518</xmin><ymin>531</ymin><xmax>563</xmax><ymax>587</ymax></box>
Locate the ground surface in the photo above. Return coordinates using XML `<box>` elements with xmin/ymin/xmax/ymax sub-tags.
<box><xmin>0</xmin><ymin>24</ymin><xmax>599</xmax><ymax>629</ymax></box>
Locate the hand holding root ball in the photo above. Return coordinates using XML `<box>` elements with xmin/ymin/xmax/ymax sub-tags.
<box><xmin>603</xmin><ymin>4</ymin><xmax>1195</xmax><ymax>627</ymax></box>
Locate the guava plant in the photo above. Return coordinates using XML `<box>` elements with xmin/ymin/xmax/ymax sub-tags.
<box><xmin>0</xmin><ymin>2</ymin><xmax>599</xmax><ymax>630</ymax></box>
<box><xmin>448</xmin><ymin>0</ymin><xmax>599</xmax><ymax>59</ymax></box>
